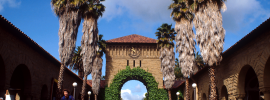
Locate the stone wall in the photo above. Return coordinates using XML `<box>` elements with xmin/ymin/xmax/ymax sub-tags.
<box><xmin>105</xmin><ymin>43</ymin><xmax>164</xmax><ymax>89</ymax></box>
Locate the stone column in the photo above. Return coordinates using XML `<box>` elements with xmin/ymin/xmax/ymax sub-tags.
<box><xmin>236</xmin><ymin>94</ymin><xmax>245</xmax><ymax>100</ymax></box>
<box><xmin>261</xmin><ymin>87</ymin><xmax>270</xmax><ymax>100</ymax></box>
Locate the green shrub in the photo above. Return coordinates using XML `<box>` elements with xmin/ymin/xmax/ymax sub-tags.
<box><xmin>105</xmin><ymin>66</ymin><xmax>168</xmax><ymax>100</ymax></box>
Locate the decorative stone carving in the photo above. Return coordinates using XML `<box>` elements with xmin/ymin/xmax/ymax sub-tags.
<box><xmin>128</xmin><ymin>45</ymin><xmax>141</xmax><ymax>58</ymax></box>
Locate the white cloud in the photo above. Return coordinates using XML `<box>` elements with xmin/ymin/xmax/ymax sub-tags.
<box><xmin>121</xmin><ymin>89</ymin><xmax>144</xmax><ymax>100</ymax></box>
<box><xmin>133</xmin><ymin>84</ymin><xmax>142</xmax><ymax>92</ymax></box>
<box><xmin>222</xmin><ymin>0</ymin><xmax>270</xmax><ymax>33</ymax></box>
<box><xmin>102</xmin><ymin>0</ymin><xmax>173</xmax><ymax>22</ymax></box>
<box><xmin>101</xmin><ymin>0</ymin><xmax>174</xmax><ymax>32</ymax></box>
<box><xmin>0</xmin><ymin>0</ymin><xmax>21</xmax><ymax>12</ymax></box>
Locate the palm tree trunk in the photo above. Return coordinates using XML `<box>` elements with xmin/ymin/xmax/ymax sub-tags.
<box><xmin>95</xmin><ymin>94</ymin><xmax>97</xmax><ymax>100</ymax></box>
<box><xmin>81</xmin><ymin>74</ymin><xmax>88</xmax><ymax>100</ymax></box>
<box><xmin>185</xmin><ymin>78</ymin><xmax>189</xmax><ymax>100</ymax></box>
<box><xmin>57</xmin><ymin>8</ymin><xmax>81</xmax><ymax>100</ymax></box>
<box><xmin>209</xmin><ymin>66</ymin><xmax>217</xmax><ymax>100</ymax></box>
<box><xmin>168</xmin><ymin>89</ymin><xmax>172</xmax><ymax>100</ymax></box>
<box><xmin>78</xmin><ymin>71</ymin><xmax>83</xmax><ymax>79</ymax></box>
<box><xmin>57</xmin><ymin>64</ymin><xmax>65</xmax><ymax>100</ymax></box>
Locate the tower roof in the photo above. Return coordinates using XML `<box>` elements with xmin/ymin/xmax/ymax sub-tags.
<box><xmin>106</xmin><ymin>34</ymin><xmax>157</xmax><ymax>43</ymax></box>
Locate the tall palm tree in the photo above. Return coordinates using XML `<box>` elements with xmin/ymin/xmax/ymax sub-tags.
<box><xmin>155</xmin><ymin>23</ymin><xmax>176</xmax><ymax>100</ymax></box>
<box><xmin>193</xmin><ymin>0</ymin><xmax>226</xmax><ymax>99</ymax></box>
<box><xmin>79</xmin><ymin>0</ymin><xmax>105</xmax><ymax>99</ymax></box>
<box><xmin>169</xmin><ymin>0</ymin><xmax>196</xmax><ymax>100</ymax></box>
<box><xmin>69</xmin><ymin>46</ymin><xmax>84</xmax><ymax>79</ymax></box>
<box><xmin>194</xmin><ymin>51</ymin><xmax>204</xmax><ymax>69</ymax></box>
<box><xmin>51</xmin><ymin>0</ymin><xmax>82</xmax><ymax>99</ymax></box>
<box><xmin>174</xmin><ymin>58</ymin><xmax>183</xmax><ymax>80</ymax></box>
<box><xmin>92</xmin><ymin>34</ymin><xmax>106</xmax><ymax>100</ymax></box>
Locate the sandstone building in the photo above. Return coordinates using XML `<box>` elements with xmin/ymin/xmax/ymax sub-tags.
<box><xmin>104</xmin><ymin>34</ymin><xmax>164</xmax><ymax>89</ymax></box>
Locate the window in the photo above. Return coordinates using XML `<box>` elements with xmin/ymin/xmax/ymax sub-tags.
<box><xmin>133</xmin><ymin>60</ymin><xmax>135</xmax><ymax>67</ymax></box>
<box><xmin>140</xmin><ymin>60</ymin><xmax>141</xmax><ymax>67</ymax></box>
<box><xmin>127</xmin><ymin>60</ymin><xmax>129</xmax><ymax>66</ymax></box>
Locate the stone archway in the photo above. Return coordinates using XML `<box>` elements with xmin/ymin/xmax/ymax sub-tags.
<box><xmin>0</xmin><ymin>55</ymin><xmax>5</xmax><ymax>98</ymax></box>
<box><xmin>105</xmin><ymin>66</ymin><xmax>168</xmax><ymax>100</ymax></box>
<box><xmin>40</xmin><ymin>85</ymin><xmax>48</xmax><ymax>100</ymax></box>
<box><xmin>220</xmin><ymin>85</ymin><xmax>228</xmax><ymax>100</ymax></box>
<box><xmin>10</xmin><ymin>64</ymin><xmax>32</xmax><ymax>100</ymax></box>
<box><xmin>202</xmin><ymin>93</ymin><xmax>207</xmax><ymax>100</ymax></box>
<box><xmin>238</xmin><ymin>65</ymin><xmax>260</xmax><ymax>100</ymax></box>
<box><xmin>263</xmin><ymin>56</ymin><xmax>270</xmax><ymax>100</ymax></box>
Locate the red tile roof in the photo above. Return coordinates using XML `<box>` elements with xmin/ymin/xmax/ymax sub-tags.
<box><xmin>164</xmin><ymin>80</ymin><xmax>185</xmax><ymax>89</ymax></box>
<box><xmin>87</xmin><ymin>80</ymin><xmax>106</xmax><ymax>88</ymax></box>
<box><xmin>106</xmin><ymin>34</ymin><xmax>157</xmax><ymax>43</ymax></box>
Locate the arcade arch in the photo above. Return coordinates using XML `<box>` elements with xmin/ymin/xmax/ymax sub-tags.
<box><xmin>220</xmin><ymin>85</ymin><xmax>228</xmax><ymax>100</ymax></box>
<box><xmin>263</xmin><ymin>56</ymin><xmax>270</xmax><ymax>100</ymax></box>
<box><xmin>40</xmin><ymin>85</ymin><xmax>48</xmax><ymax>100</ymax></box>
<box><xmin>0</xmin><ymin>55</ymin><xmax>5</xmax><ymax>98</ymax></box>
<box><xmin>237</xmin><ymin>65</ymin><xmax>260</xmax><ymax>99</ymax></box>
<box><xmin>202</xmin><ymin>93</ymin><xmax>207</xmax><ymax>100</ymax></box>
<box><xmin>10</xmin><ymin>64</ymin><xmax>32</xmax><ymax>100</ymax></box>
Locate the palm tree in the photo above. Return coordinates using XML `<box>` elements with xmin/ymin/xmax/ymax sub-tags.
<box><xmin>193</xmin><ymin>0</ymin><xmax>226</xmax><ymax>99</ymax></box>
<box><xmin>69</xmin><ymin>46</ymin><xmax>84</xmax><ymax>79</ymax></box>
<box><xmin>51</xmin><ymin>0</ymin><xmax>82</xmax><ymax>99</ymax></box>
<box><xmin>194</xmin><ymin>51</ymin><xmax>204</xmax><ymax>69</ymax></box>
<box><xmin>155</xmin><ymin>23</ymin><xmax>176</xmax><ymax>100</ymax></box>
<box><xmin>92</xmin><ymin>34</ymin><xmax>106</xmax><ymax>100</ymax></box>
<box><xmin>174</xmin><ymin>58</ymin><xmax>183</xmax><ymax>80</ymax></box>
<box><xmin>169</xmin><ymin>0</ymin><xmax>196</xmax><ymax>100</ymax></box>
<box><xmin>79</xmin><ymin>0</ymin><xmax>105</xmax><ymax>99</ymax></box>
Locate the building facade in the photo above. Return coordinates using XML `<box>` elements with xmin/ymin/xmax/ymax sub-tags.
<box><xmin>0</xmin><ymin>15</ymin><xmax>92</xmax><ymax>100</ymax></box>
<box><xmin>104</xmin><ymin>34</ymin><xmax>164</xmax><ymax>89</ymax></box>
<box><xmin>174</xmin><ymin>18</ymin><xmax>270</xmax><ymax>100</ymax></box>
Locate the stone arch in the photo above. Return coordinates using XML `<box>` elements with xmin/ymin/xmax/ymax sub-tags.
<box><xmin>0</xmin><ymin>55</ymin><xmax>5</xmax><ymax>98</ymax></box>
<box><xmin>10</xmin><ymin>64</ymin><xmax>32</xmax><ymax>99</ymax></box>
<box><xmin>105</xmin><ymin>66</ymin><xmax>167</xmax><ymax>100</ymax></box>
<box><xmin>237</xmin><ymin>55</ymin><xmax>265</xmax><ymax>88</ymax></box>
<box><xmin>202</xmin><ymin>93</ymin><xmax>207</xmax><ymax>100</ymax></box>
<box><xmin>220</xmin><ymin>85</ymin><xmax>228</xmax><ymax>100</ymax></box>
<box><xmin>40</xmin><ymin>84</ymin><xmax>48</xmax><ymax>100</ymax></box>
<box><xmin>237</xmin><ymin>65</ymin><xmax>260</xmax><ymax>99</ymax></box>
<box><xmin>237</xmin><ymin>65</ymin><xmax>254</xmax><ymax>95</ymax></box>
<box><xmin>264</xmin><ymin>56</ymin><xmax>270</xmax><ymax>88</ymax></box>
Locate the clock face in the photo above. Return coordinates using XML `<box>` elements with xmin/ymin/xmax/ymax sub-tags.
<box><xmin>128</xmin><ymin>45</ymin><xmax>141</xmax><ymax>58</ymax></box>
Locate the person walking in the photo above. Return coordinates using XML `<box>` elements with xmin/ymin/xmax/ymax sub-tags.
<box><xmin>61</xmin><ymin>89</ymin><xmax>75</xmax><ymax>100</ymax></box>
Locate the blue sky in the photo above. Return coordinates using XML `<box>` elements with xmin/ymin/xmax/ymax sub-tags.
<box><xmin>1</xmin><ymin>0</ymin><xmax>270</xmax><ymax>99</ymax></box>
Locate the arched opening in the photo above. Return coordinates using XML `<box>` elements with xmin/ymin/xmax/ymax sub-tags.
<box><xmin>221</xmin><ymin>85</ymin><xmax>228</xmax><ymax>100</ymax></box>
<box><xmin>263</xmin><ymin>56</ymin><xmax>270</xmax><ymax>100</ymax></box>
<box><xmin>10</xmin><ymin>64</ymin><xmax>32</xmax><ymax>100</ymax></box>
<box><xmin>264</xmin><ymin>57</ymin><xmax>270</xmax><ymax>88</ymax></box>
<box><xmin>0</xmin><ymin>55</ymin><xmax>5</xmax><ymax>98</ymax></box>
<box><xmin>40</xmin><ymin>85</ymin><xmax>48</xmax><ymax>100</ymax></box>
<box><xmin>120</xmin><ymin>80</ymin><xmax>147</xmax><ymax>100</ymax></box>
<box><xmin>50</xmin><ymin>78</ymin><xmax>58</xmax><ymax>100</ymax></box>
<box><xmin>202</xmin><ymin>93</ymin><xmax>207</xmax><ymax>100</ymax></box>
<box><xmin>238</xmin><ymin>65</ymin><xmax>260</xmax><ymax>99</ymax></box>
<box><xmin>105</xmin><ymin>66</ymin><xmax>168</xmax><ymax>100</ymax></box>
